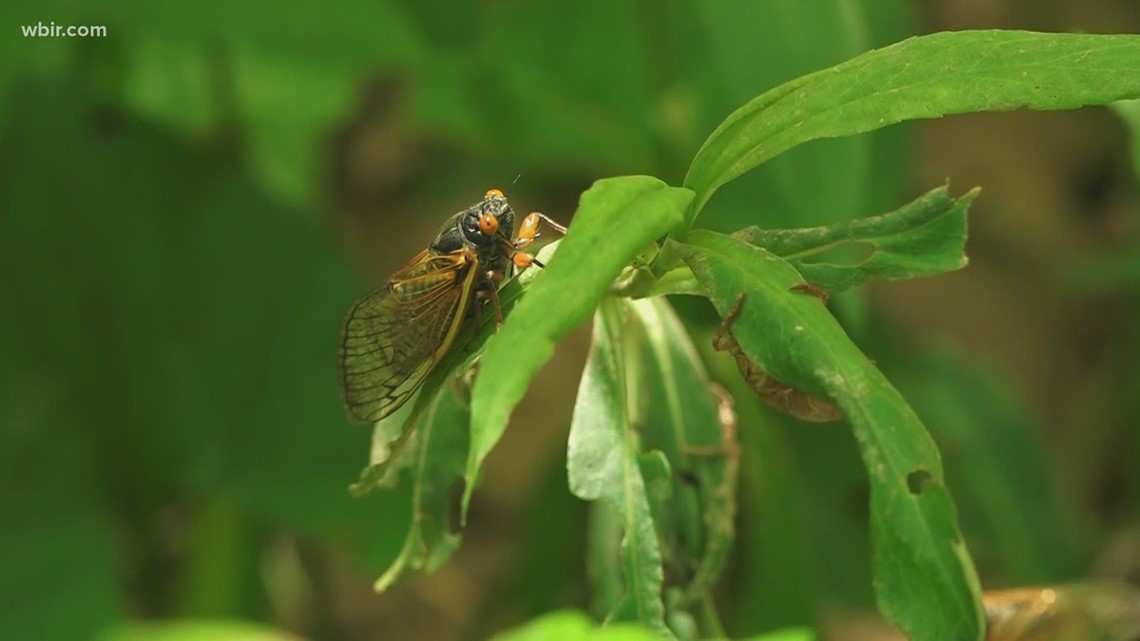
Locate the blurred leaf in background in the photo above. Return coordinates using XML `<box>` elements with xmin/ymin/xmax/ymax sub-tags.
<box><xmin>104</xmin><ymin>619</ymin><xmax>305</xmax><ymax>641</ymax></box>
<box><xmin>0</xmin><ymin>58</ymin><xmax>404</xmax><ymax>639</ymax></box>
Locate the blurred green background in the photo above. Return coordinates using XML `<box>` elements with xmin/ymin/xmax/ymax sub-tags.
<box><xmin>2</xmin><ymin>1</ymin><xmax>1140</xmax><ymax>640</ymax></box>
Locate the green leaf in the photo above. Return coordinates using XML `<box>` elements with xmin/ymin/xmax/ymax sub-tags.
<box><xmin>685</xmin><ymin>30</ymin><xmax>1140</xmax><ymax>223</ymax></box>
<box><xmin>568</xmin><ymin>298</ymin><xmax>671</xmax><ymax>638</ymax></box>
<box><xmin>636</xmin><ymin>450</ymin><xmax>676</xmax><ymax>574</ymax></box>
<box><xmin>102</xmin><ymin>619</ymin><xmax>301</xmax><ymax>641</ymax></box>
<box><xmin>693</xmin><ymin>0</ymin><xmax>885</xmax><ymax>233</ymax></box>
<box><xmin>464</xmin><ymin>176</ymin><xmax>693</xmax><ymax>516</ymax></box>
<box><xmin>370</xmin><ymin>380</ymin><xmax>470</xmax><ymax>592</ymax></box>
<box><xmin>735</xmin><ymin>185</ymin><xmax>977</xmax><ymax>293</ymax></box>
<box><xmin>627</xmin><ymin>298</ymin><xmax>737</xmax><ymax>605</ymax></box>
<box><xmin>494</xmin><ymin>606</ymin><xmax>816</xmax><ymax>641</ymax></box>
<box><xmin>676</xmin><ymin>230</ymin><xmax>985</xmax><ymax>641</ymax></box>
<box><xmin>588</xmin><ymin>500</ymin><xmax>628</xmax><ymax>621</ymax></box>
<box><xmin>491</xmin><ymin>610</ymin><xmax>668</xmax><ymax>641</ymax></box>
<box><xmin>741</xmin><ymin>630</ymin><xmax>818</xmax><ymax>641</ymax></box>
<box><xmin>886</xmin><ymin>347</ymin><xmax>1084</xmax><ymax>584</ymax></box>
<box><xmin>493</xmin><ymin>610</ymin><xmax>818</xmax><ymax>641</ymax></box>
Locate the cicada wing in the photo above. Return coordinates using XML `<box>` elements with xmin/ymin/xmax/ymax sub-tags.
<box><xmin>337</xmin><ymin>250</ymin><xmax>479</xmax><ymax>423</ymax></box>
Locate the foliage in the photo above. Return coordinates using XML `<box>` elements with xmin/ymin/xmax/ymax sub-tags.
<box><xmin>3</xmin><ymin>1</ymin><xmax>1140</xmax><ymax>640</ymax></box>
<box><xmin>492</xmin><ymin>610</ymin><xmax>815</xmax><ymax>641</ymax></box>
<box><xmin>384</xmin><ymin>29</ymin><xmax>1138</xmax><ymax>641</ymax></box>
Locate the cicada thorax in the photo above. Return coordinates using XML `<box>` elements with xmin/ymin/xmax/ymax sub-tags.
<box><xmin>428</xmin><ymin>190</ymin><xmax>517</xmax><ymax>309</ymax></box>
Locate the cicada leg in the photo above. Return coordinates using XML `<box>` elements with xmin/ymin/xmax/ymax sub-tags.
<box><xmin>485</xmin><ymin>269</ymin><xmax>504</xmax><ymax>326</ymax></box>
<box><xmin>511</xmin><ymin>211</ymin><xmax>567</xmax><ymax>270</ymax></box>
<box><xmin>473</xmin><ymin>269</ymin><xmax>506</xmax><ymax>328</ymax></box>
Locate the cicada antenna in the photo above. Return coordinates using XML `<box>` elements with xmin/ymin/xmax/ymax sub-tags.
<box><xmin>505</xmin><ymin>174</ymin><xmax>522</xmax><ymax>198</ymax></box>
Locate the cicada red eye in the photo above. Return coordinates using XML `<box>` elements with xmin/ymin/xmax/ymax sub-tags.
<box><xmin>479</xmin><ymin>212</ymin><xmax>499</xmax><ymax>236</ymax></box>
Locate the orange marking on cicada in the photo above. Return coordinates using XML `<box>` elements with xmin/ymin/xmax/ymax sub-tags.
<box><xmin>485</xmin><ymin>188</ymin><xmax>504</xmax><ymax>199</ymax></box>
<box><xmin>516</xmin><ymin>212</ymin><xmax>542</xmax><ymax>250</ymax></box>
<box><xmin>509</xmin><ymin>211</ymin><xmax>567</xmax><ymax>270</ymax></box>
<box><xmin>479</xmin><ymin>212</ymin><xmax>499</xmax><ymax>236</ymax></box>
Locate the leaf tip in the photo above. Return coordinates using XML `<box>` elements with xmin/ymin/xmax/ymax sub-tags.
<box><xmin>372</xmin><ymin>553</ymin><xmax>407</xmax><ymax>594</ymax></box>
<box><xmin>459</xmin><ymin>474</ymin><xmax>475</xmax><ymax>526</ymax></box>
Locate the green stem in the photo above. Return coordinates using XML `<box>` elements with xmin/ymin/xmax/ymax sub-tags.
<box><xmin>699</xmin><ymin>594</ymin><xmax>726</xmax><ymax>639</ymax></box>
<box><xmin>178</xmin><ymin>496</ymin><xmax>260</xmax><ymax>618</ymax></box>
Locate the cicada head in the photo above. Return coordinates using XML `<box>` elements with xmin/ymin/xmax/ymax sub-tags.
<box><xmin>430</xmin><ymin>188</ymin><xmax>515</xmax><ymax>261</ymax></box>
<box><xmin>471</xmin><ymin>188</ymin><xmax>515</xmax><ymax>244</ymax></box>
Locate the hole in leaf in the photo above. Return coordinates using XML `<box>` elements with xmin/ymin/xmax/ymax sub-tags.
<box><xmin>801</xmin><ymin>241</ymin><xmax>876</xmax><ymax>266</ymax></box>
<box><xmin>907</xmin><ymin>469</ymin><xmax>933</xmax><ymax>495</ymax></box>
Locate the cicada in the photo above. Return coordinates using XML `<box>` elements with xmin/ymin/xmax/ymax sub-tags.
<box><xmin>337</xmin><ymin>188</ymin><xmax>565</xmax><ymax>423</ymax></box>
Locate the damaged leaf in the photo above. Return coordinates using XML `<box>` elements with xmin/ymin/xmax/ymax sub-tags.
<box><xmin>735</xmin><ymin>185</ymin><xmax>976</xmax><ymax>294</ymax></box>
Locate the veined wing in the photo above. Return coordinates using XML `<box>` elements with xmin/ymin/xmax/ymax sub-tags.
<box><xmin>338</xmin><ymin>249</ymin><xmax>479</xmax><ymax>422</ymax></box>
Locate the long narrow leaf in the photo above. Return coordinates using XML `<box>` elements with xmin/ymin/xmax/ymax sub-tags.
<box><xmin>685</xmin><ymin>31</ymin><xmax>1140</xmax><ymax>224</ymax></box>
<box><xmin>628</xmin><ymin>298</ymin><xmax>737</xmax><ymax>605</ymax></box>
<box><xmin>464</xmin><ymin>177</ymin><xmax>692</xmax><ymax>518</ymax></box>
<box><xmin>676</xmin><ymin>230</ymin><xmax>985</xmax><ymax>641</ymax></box>
<box><xmin>736</xmin><ymin>185</ymin><xmax>976</xmax><ymax>293</ymax></box>
<box><xmin>568</xmin><ymin>299</ymin><xmax>672</xmax><ymax>638</ymax></box>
